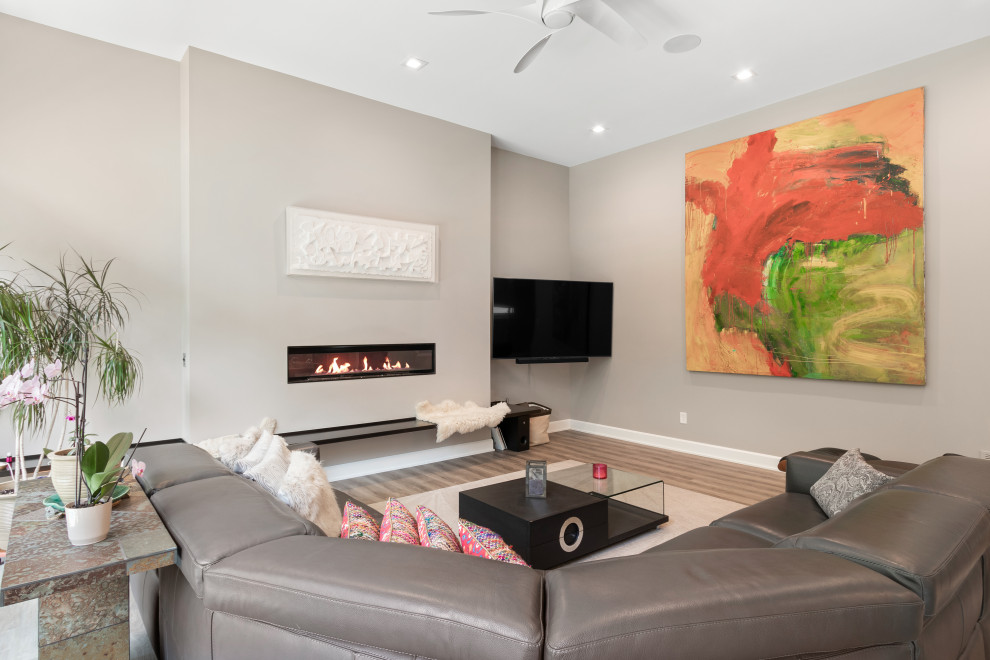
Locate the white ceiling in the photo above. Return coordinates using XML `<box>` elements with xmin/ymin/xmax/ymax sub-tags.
<box><xmin>3</xmin><ymin>0</ymin><xmax>989</xmax><ymax>166</ymax></box>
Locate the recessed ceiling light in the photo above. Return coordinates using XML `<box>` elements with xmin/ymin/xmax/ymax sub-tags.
<box><xmin>591</xmin><ymin>124</ymin><xmax>607</xmax><ymax>134</ymax></box>
<box><xmin>404</xmin><ymin>57</ymin><xmax>428</xmax><ymax>71</ymax></box>
<box><xmin>663</xmin><ymin>34</ymin><xmax>702</xmax><ymax>54</ymax></box>
<box><xmin>733</xmin><ymin>68</ymin><xmax>756</xmax><ymax>81</ymax></box>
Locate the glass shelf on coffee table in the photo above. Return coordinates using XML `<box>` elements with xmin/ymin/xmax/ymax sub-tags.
<box><xmin>548</xmin><ymin>464</ymin><xmax>668</xmax><ymax>544</ymax></box>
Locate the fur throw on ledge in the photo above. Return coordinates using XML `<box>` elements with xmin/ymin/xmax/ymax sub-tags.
<box><xmin>416</xmin><ymin>400</ymin><xmax>511</xmax><ymax>442</ymax></box>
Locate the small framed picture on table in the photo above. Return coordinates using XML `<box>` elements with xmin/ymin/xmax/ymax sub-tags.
<box><xmin>525</xmin><ymin>460</ymin><xmax>547</xmax><ymax>498</ymax></box>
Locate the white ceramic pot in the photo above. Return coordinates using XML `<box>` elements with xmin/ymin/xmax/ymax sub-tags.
<box><xmin>65</xmin><ymin>500</ymin><xmax>112</xmax><ymax>546</ymax></box>
<box><xmin>49</xmin><ymin>449</ymin><xmax>81</xmax><ymax>506</ymax></box>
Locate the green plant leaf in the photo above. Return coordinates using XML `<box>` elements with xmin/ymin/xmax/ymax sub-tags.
<box><xmin>95</xmin><ymin>469</ymin><xmax>125</xmax><ymax>502</ymax></box>
<box><xmin>105</xmin><ymin>432</ymin><xmax>132</xmax><ymax>471</ymax></box>
<box><xmin>85</xmin><ymin>467</ymin><xmax>124</xmax><ymax>502</ymax></box>
<box><xmin>80</xmin><ymin>441</ymin><xmax>109</xmax><ymax>477</ymax></box>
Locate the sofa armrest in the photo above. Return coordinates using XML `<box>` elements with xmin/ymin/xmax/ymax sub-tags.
<box><xmin>785</xmin><ymin>451</ymin><xmax>842</xmax><ymax>494</ymax></box>
<box><xmin>205</xmin><ymin>535</ymin><xmax>544</xmax><ymax>660</ymax></box>
<box><xmin>544</xmin><ymin>548</ymin><xmax>922</xmax><ymax>660</ymax></box>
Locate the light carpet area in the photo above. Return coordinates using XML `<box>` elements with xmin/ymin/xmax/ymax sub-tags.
<box><xmin>371</xmin><ymin>460</ymin><xmax>744</xmax><ymax>562</ymax></box>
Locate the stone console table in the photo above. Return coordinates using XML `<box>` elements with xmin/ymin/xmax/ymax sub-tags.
<box><xmin>0</xmin><ymin>476</ymin><xmax>176</xmax><ymax>659</ymax></box>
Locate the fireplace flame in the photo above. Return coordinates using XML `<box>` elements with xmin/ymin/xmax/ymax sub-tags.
<box><xmin>313</xmin><ymin>354</ymin><xmax>413</xmax><ymax>376</ymax></box>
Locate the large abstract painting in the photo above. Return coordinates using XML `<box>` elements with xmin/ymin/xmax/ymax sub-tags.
<box><xmin>685</xmin><ymin>88</ymin><xmax>925</xmax><ymax>384</ymax></box>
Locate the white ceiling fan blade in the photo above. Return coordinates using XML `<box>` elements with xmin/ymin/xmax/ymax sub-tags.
<box><xmin>430</xmin><ymin>5</ymin><xmax>543</xmax><ymax>24</ymax></box>
<box><xmin>428</xmin><ymin>10</ymin><xmax>495</xmax><ymax>16</ymax></box>
<box><xmin>568</xmin><ymin>0</ymin><xmax>645</xmax><ymax>47</ymax></box>
<box><xmin>514</xmin><ymin>34</ymin><xmax>552</xmax><ymax>73</ymax></box>
<box><xmin>598</xmin><ymin>0</ymin><xmax>667</xmax><ymax>38</ymax></box>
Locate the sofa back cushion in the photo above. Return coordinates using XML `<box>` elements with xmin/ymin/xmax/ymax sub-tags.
<box><xmin>136</xmin><ymin>442</ymin><xmax>232</xmax><ymax>496</ymax></box>
<box><xmin>777</xmin><ymin>488</ymin><xmax>990</xmax><ymax>618</ymax></box>
<box><xmin>890</xmin><ymin>455</ymin><xmax>990</xmax><ymax>511</ymax></box>
<box><xmin>151</xmin><ymin>475</ymin><xmax>322</xmax><ymax>597</ymax></box>
<box><xmin>785</xmin><ymin>450</ymin><xmax>914</xmax><ymax>495</ymax></box>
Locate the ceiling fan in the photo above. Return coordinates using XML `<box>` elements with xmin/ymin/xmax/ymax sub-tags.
<box><xmin>430</xmin><ymin>0</ymin><xmax>648</xmax><ymax>73</ymax></box>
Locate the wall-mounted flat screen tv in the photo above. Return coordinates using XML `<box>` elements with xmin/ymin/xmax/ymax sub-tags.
<box><xmin>492</xmin><ymin>277</ymin><xmax>613</xmax><ymax>363</ymax></box>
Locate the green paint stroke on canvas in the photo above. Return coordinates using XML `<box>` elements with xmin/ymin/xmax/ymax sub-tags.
<box><xmin>713</xmin><ymin>229</ymin><xmax>925</xmax><ymax>383</ymax></box>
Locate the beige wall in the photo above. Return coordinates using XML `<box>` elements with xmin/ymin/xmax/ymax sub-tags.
<box><xmin>568</xmin><ymin>37</ymin><xmax>990</xmax><ymax>463</ymax></box>
<box><xmin>490</xmin><ymin>148</ymin><xmax>573</xmax><ymax>420</ymax></box>
<box><xmin>184</xmin><ymin>49</ymin><xmax>493</xmax><ymax>457</ymax></box>
<box><xmin>0</xmin><ymin>15</ymin><xmax>183</xmax><ymax>455</ymax></box>
<box><xmin>6</xmin><ymin>11</ymin><xmax>989</xmax><ymax>468</ymax></box>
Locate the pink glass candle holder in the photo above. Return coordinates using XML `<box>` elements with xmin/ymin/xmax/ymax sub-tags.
<box><xmin>593</xmin><ymin>463</ymin><xmax>607</xmax><ymax>479</ymax></box>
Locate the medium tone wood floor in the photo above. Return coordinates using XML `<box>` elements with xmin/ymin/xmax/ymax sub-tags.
<box><xmin>334</xmin><ymin>429</ymin><xmax>785</xmax><ymax>506</ymax></box>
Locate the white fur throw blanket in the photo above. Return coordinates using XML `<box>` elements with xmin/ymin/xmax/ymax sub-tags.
<box><xmin>416</xmin><ymin>400</ymin><xmax>511</xmax><ymax>442</ymax></box>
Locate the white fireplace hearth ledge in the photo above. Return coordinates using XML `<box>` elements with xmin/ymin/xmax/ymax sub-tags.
<box><xmin>320</xmin><ymin>419</ymin><xmax>779</xmax><ymax>481</ymax></box>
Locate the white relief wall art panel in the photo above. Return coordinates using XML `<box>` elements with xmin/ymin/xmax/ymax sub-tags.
<box><xmin>286</xmin><ymin>207</ymin><xmax>438</xmax><ymax>282</ymax></box>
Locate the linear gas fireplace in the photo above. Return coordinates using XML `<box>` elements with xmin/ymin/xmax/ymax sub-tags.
<box><xmin>287</xmin><ymin>343</ymin><xmax>436</xmax><ymax>383</ymax></box>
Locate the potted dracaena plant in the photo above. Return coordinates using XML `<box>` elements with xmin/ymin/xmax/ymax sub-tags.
<box><xmin>0</xmin><ymin>248</ymin><xmax>142</xmax><ymax>544</ymax></box>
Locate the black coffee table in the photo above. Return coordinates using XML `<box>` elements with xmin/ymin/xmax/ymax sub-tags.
<box><xmin>459</xmin><ymin>465</ymin><xmax>668</xmax><ymax>569</ymax></box>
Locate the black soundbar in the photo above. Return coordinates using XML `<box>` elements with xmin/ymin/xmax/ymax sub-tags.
<box><xmin>515</xmin><ymin>356</ymin><xmax>590</xmax><ymax>364</ymax></box>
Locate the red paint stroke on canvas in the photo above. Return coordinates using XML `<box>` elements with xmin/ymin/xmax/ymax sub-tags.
<box><xmin>686</xmin><ymin>130</ymin><xmax>923</xmax><ymax>310</ymax></box>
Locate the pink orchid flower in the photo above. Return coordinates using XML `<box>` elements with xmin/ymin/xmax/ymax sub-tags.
<box><xmin>130</xmin><ymin>460</ymin><xmax>146</xmax><ymax>478</ymax></box>
<box><xmin>44</xmin><ymin>359</ymin><xmax>62</xmax><ymax>380</ymax></box>
<box><xmin>18</xmin><ymin>360</ymin><xmax>35</xmax><ymax>379</ymax></box>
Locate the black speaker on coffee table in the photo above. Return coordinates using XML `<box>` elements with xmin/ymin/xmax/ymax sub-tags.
<box><xmin>459</xmin><ymin>479</ymin><xmax>608</xmax><ymax>569</ymax></box>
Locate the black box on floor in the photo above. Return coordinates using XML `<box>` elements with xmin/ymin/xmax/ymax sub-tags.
<box><xmin>493</xmin><ymin>402</ymin><xmax>551</xmax><ymax>452</ymax></box>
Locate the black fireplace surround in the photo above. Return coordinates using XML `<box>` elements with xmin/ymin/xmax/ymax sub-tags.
<box><xmin>287</xmin><ymin>343</ymin><xmax>436</xmax><ymax>383</ymax></box>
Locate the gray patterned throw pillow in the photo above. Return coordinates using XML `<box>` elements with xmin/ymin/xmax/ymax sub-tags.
<box><xmin>810</xmin><ymin>449</ymin><xmax>894</xmax><ymax>517</ymax></box>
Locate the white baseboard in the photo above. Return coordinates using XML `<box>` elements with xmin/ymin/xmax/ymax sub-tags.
<box><xmin>565</xmin><ymin>420</ymin><xmax>780</xmax><ymax>471</ymax></box>
<box><xmin>324</xmin><ymin>438</ymin><xmax>493</xmax><ymax>482</ymax></box>
<box><xmin>324</xmin><ymin>418</ymin><xmax>778</xmax><ymax>481</ymax></box>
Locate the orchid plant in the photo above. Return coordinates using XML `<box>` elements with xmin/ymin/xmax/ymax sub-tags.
<box><xmin>0</xmin><ymin>249</ymin><xmax>142</xmax><ymax>503</ymax></box>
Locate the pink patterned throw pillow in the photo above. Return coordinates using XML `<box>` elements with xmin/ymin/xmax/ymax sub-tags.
<box><xmin>458</xmin><ymin>519</ymin><xmax>529</xmax><ymax>566</ymax></box>
<box><xmin>340</xmin><ymin>501</ymin><xmax>380</xmax><ymax>542</ymax></box>
<box><xmin>415</xmin><ymin>505</ymin><xmax>462</xmax><ymax>552</ymax></box>
<box><xmin>379</xmin><ymin>498</ymin><xmax>419</xmax><ymax>545</ymax></box>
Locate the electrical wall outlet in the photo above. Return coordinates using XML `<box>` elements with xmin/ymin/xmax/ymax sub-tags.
<box><xmin>679</xmin><ymin>412</ymin><xmax>688</xmax><ymax>424</ymax></box>
<box><xmin>980</xmin><ymin>450</ymin><xmax>990</xmax><ymax>460</ymax></box>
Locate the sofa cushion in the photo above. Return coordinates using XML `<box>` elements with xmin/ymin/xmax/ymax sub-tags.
<box><xmin>459</xmin><ymin>518</ymin><xmax>529</xmax><ymax>566</ymax></box>
<box><xmin>712</xmin><ymin>492</ymin><xmax>827</xmax><ymax>543</ymax></box>
<box><xmin>785</xmin><ymin>450</ymin><xmax>915</xmax><ymax>495</ymax></box>
<box><xmin>276</xmin><ymin>451</ymin><xmax>342</xmax><ymax>538</ymax></box>
<box><xmin>544</xmin><ymin>548</ymin><xmax>922</xmax><ymax>660</ymax></box>
<box><xmin>136</xmin><ymin>442</ymin><xmax>231</xmax><ymax>496</ymax></box>
<box><xmin>810</xmin><ymin>449</ymin><xmax>895</xmax><ymax>517</ymax></box>
<box><xmin>777</xmin><ymin>488</ymin><xmax>990</xmax><ymax>617</ymax></box>
<box><xmin>890</xmin><ymin>455</ymin><xmax>990</xmax><ymax>511</ymax></box>
<box><xmin>642</xmin><ymin>526</ymin><xmax>774</xmax><ymax>554</ymax></box>
<box><xmin>341</xmin><ymin>501</ymin><xmax>380</xmax><ymax>541</ymax></box>
<box><xmin>212</xmin><ymin>434</ymin><xmax>258</xmax><ymax>472</ymax></box>
<box><xmin>150</xmin><ymin>475</ymin><xmax>321</xmax><ymax>597</ymax></box>
<box><xmin>242</xmin><ymin>434</ymin><xmax>290</xmax><ymax>494</ymax></box>
<box><xmin>205</xmin><ymin>536</ymin><xmax>544</xmax><ymax>660</ymax></box>
<box><xmin>379</xmin><ymin>497</ymin><xmax>419</xmax><ymax>545</ymax></box>
<box><xmin>416</xmin><ymin>505</ymin><xmax>461</xmax><ymax>552</ymax></box>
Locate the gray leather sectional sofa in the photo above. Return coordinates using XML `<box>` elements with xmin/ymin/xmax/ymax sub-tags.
<box><xmin>133</xmin><ymin>443</ymin><xmax>990</xmax><ymax>659</ymax></box>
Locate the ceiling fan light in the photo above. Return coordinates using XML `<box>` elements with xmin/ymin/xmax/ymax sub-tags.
<box><xmin>404</xmin><ymin>57</ymin><xmax>428</xmax><ymax>70</ymax></box>
<box><xmin>543</xmin><ymin>9</ymin><xmax>574</xmax><ymax>29</ymax></box>
<box><xmin>663</xmin><ymin>34</ymin><xmax>702</xmax><ymax>54</ymax></box>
